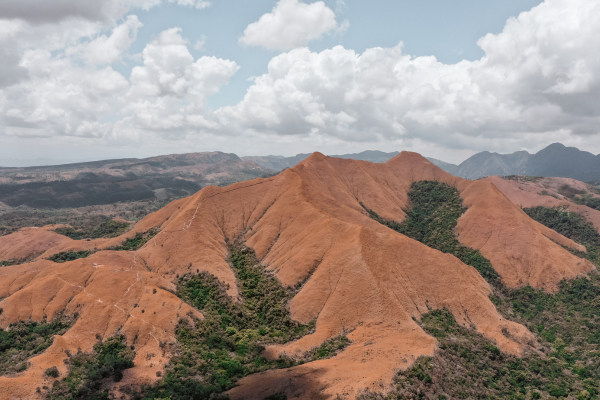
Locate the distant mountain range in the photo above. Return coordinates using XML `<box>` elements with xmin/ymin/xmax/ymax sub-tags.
<box><xmin>242</xmin><ymin>150</ymin><xmax>401</xmax><ymax>170</ymax></box>
<box><xmin>0</xmin><ymin>152</ymin><xmax>270</xmax><ymax>208</ymax></box>
<box><xmin>244</xmin><ymin>144</ymin><xmax>600</xmax><ymax>183</ymax></box>
<box><xmin>0</xmin><ymin>144</ymin><xmax>597</xmax><ymax>210</ymax></box>
<box><xmin>431</xmin><ymin>143</ymin><xmax>600</xmax><ymax>182</ymax></box>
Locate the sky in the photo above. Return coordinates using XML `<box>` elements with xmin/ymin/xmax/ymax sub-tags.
<box><xmin>0</xmin><ymin>0</ymin><xmax>599</xmax><ymax>165</ymax></box>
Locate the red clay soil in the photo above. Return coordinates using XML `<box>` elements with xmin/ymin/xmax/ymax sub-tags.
<box><xmin>485</xmin><ymin>175</ymin><xmax>600</xmax><ymax>232</ymax></box>
<box><xmin>0</xmin><ymin>152</ymin><xmax>595</xmax><ymax>399</ymax></box>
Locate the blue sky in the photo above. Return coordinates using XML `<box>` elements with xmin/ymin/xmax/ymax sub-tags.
<box><xmin>126</xmin><ymin>0</ymin><xmax>544</xmax><ymax>109</ymax></box>
<box><xmin>0</xmin><ymin>0</ymin><xmax>598</xmax><ymax>165</ymax></box>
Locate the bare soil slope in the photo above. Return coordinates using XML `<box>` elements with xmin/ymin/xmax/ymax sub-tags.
<box><xmin>485</xmin><ymin>175</ymin><xmax>600</xmax><ymax>231</ymax></box>
<box><xmin>0</xmin><ymin>152</ymin><xmax>594</xmax><ymax>399</ymax></box>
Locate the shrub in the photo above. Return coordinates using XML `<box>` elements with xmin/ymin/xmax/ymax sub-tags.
<box><xmin>0</xmin><ymin>316</ymin><xmax>70</xmax><ymax>376</ymax></box>
<box><xmin>134</xmin><ymin>243</ymin><xmax>318</xmax><ymax>399</ymax></box>
<box><xmin>361</xmin><ymin>181</ymin><xmax>600</xmax><ymax>400</ymax></box>
<box><xmin>54</xmin><ymin>219</ymin><xmax>130</xmax><ymax>240</ymax></box>
<box><xmin>47</xmin><ymin>250</ymin><xmax>90</xmax><ymax>263</ymax></box>
<box><xmin>523</xmin><ymin>206</ymin><xmax>600</xmax><ymax>265</ymax></box>
<box><xmin>364</xmin><ymin>181</ymin><xmax>500</xmax><ymax>284</ymax></box>
<box><xmin>45</xmin><ymin>366</ymin><xmax>59</xmax><ymax>378</ymax></box>
<box><xmin>113</xmin><ymin>229</ymin><xmax>158</xmax><ymax>251</ymax></box>
<box><xmin>46</xmin><ymin>335</ymin><xmax>134</xmax><ymax>399</ymax></box>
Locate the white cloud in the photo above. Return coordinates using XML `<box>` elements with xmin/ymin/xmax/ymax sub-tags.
<box><xmin>221</xmin><ymin>0</ymin><xmax>600</xmax><ymax>149</ymax></box>
<box><xmin>130</xmin><ymin>28</ymin><xmax>238</xmax><ymax>99</ymax></box>
<box><xmin>0</xmin><ymin>0</ymin><xmax>160</xmax><ymax>24</ymax></box>
<box><xmin>194</xmin><ymin>35</ymin><xmax>207</xmax><ymax>50</ymax></box>
<box><xmin>170</xmin><ymin>0</ymin><xmax>211</xmax><ymax>9</ymax></box>
<box><xmin>65</xmin><ymin>15</ymin><xmax>143</xmax><ymax>65</ymax></box>
<box><xmin>1</xmin><ymin>0</ymin><xmax>600</xmax><ymax>158</ymax></box>
<box><xmin>123</xmin><ymin>28</ymin><xmax>238</xmax><ymax>132</ymax></box>
<box><xmin>239</xmin><ymin>0</ymin><xmax>344</xmax><ymax>51</ymax></box>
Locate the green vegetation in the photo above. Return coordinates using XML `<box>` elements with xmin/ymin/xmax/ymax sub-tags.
<box><xmin>363</xmin><ymin>180</ymin><xmax>600</xmax><ymax>399</ymax></box>
<box><xmin>54</xmin><ymin>219</ymin><xmax>130</xmax><ymax>240</ymax></box>
<box><xmin>134</xmin><ymin>244</ymin><xmax>317</xmax><ymax>400</ymax></box>
<box><xmin>113</xmin><ymin>229</ymin><xmax>158</xmax><ymax>251</ymax></box>
<box><xmin>0</xmin><ymin>317</ymin><xmax>70</xmax><ymax>376</ymax></box>
<box><xmin>365</xmin><ymin>181</ymin><xmax>500</xmax><ymax>283</ymax></box>
<box><xmin>360</xmin><ymin>309</ymin><xmax>599</xmax><ymax>400</ymax></box>
<box><xmin>305</xmin><ymin>335</ymin><xmax>350</xmax><ymax>361</ymax></box>
<box><xmin>48</xmin><ymin>250</ymin><xmax>91</xmax><ymax>263</ymax></box>
<box><xmin>263</xmin><ymin>394</ymin><xmax>287</xmax><ymax>400</ymax></box>
<box><xmin>46</xmin><ymin>335</ymin><xmax>135</xmax><ymax>400</ymax></box>
<box><xmin>574</xmin><ymin>194</ymin><xmax>600</xmax><ymax>212</ymax></box>
<box><xmin>523</xmin><ymin>206</ymin><xmax>600</xmax><ymax>265</ymax></box>
<box><xmin>502</xmin><ymin>176</ymin><xmax>543</xmax><ymax>183</ymax></box>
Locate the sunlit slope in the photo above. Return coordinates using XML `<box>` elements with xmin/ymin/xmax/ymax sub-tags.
<box><xmin>0</xmin><ymin>152</ymin><xmax>593</xmax><ymax>399</ymax></box>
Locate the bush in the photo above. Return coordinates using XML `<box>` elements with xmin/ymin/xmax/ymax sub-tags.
<box><xmin>113</xmin><ymin>229</ymin><xmax>158</xmax><ymax>251</ymax></box>
<box><xmin>45</xmin><ymin>366</ymin><xmax>59</xmax><ymax>378</ymax></box>
<box><xmin>365</xmin><ymin>181</ymin><xmax>500</xmax><ymax>284</ymax></box>
<box><xmin>0</xmin><ymin>316</ymin><xmax>70</xmax><ymax>376</ymax></box>
<box><xmin>54</xmin><ymin>219</ymin><xmax>130</xmax><ymax>240</ymax></box>
<box><xmin>523</xmin><ymin>206</ymin><xmax>600</xmax><ymax>265</ymax></box>
<box><xmin>46</xmin><ymin>335</ymin><xmax>135</xmax><ymax>399</ymax></box>
<box><xmin>361</xmin><ymin>181</ymin><xmax>600</xmax><ymax>400</ymax></box>
<box><xmin>47</xmin><ymin>250</ymin><xmax>90</xmax><ymax>263</ymax></box>
<box><xmin>134</xmin><ymin>244</ymin><xmax>318</xmax><ymax>400</ymax></box>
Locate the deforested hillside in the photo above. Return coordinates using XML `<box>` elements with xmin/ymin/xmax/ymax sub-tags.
<box><xmin>0</xmin><ymin>152</ymin><xmax>597</xmax><ymax>399</ymax></box>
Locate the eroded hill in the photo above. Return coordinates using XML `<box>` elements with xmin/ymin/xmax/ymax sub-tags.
<box><xmin>0</xmin><ymin>152</ymin><xmax>596</xmax><ymax>399</ymax></box>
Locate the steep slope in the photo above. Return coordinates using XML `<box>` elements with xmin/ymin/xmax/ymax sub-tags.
<box><xmin>0</xmin><ymin>152</ymin><xmax>594</xmax><ymax>399</ymax></box>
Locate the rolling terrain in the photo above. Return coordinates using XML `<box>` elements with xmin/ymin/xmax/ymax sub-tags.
<box><xmin>245</xmin><ymin>144</ymin><xmax>600</xmax><ymax>183</ymax></box>
<box><xmin>0</xmin><ymin>152</ymin><xmax>273</xmax><ymax>238</ymax></box>
<box><xmin>0</xmin><ymin>152</ymin><xmax>598</xmax><ymax>399</ymax></box>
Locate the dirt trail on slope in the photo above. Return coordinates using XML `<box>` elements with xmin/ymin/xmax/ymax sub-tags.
<box><xmin>0</xmin><ymin>152</ymin><xmax>594</xmax><ymax>399</ymax></box>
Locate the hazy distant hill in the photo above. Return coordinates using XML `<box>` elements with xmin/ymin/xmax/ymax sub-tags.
<box><xmin>0</xmin><ymin>152</ymin><xmax>271</xmax><ymax>208</ymax></box>
<box><xmin>431</xmin><ymin>143</ymin><xmax>600</xmax><ymax>181</ymax></box>
<box><xmin>243</xmin><ymin>150</ymin><xmax>401</xmax><ymax>170</ymax></box>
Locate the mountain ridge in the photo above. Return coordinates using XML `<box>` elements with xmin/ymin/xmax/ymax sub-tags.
<box><xmin>0</xmin><ymin>151</ymin><xmax>594</xmax><ymax>399</ymax></box>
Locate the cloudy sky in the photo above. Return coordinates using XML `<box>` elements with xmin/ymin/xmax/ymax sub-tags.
<box><xmin>1</xmin><ymin>0</ymin><xmax>599</xmax><ymax>164</ymax></box>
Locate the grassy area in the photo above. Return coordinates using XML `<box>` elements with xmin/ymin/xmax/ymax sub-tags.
<box><xmin>113</xmin><ymin>229</ymin><xmax>158</xmax><ymax>251</ymax></box>
<box><xmin>501</xmin><ymin>176</ymin><xmax>543</xmax><ymax>183</ymax></box>
<box><xmin>133</xmin><ymin>244</ymin><xmax>318</xmax><ymax>400</ymax></box>
<box><xmin>359</xmin><ymin>309</ymin><xmax>597</xmax><ymax>400</ymax></box>
<box><xmin>305</xmin><ymin>335</ymin><xmax>350</xmax><ymax>361</ymax></box>
<box><xmin>365</xmin><ymin>181</ymin><xmax>500</xmax><ymax>284</ymax></box>
<box><xmin>54</xmin><ymin>219</ymin><xmax>130</xmax><ymax>240</ymax></box>
<box><xmin>46</xmin><ymin>335</ymin><xmax>135</xmax><ymax>400</ymax></box>
<box><xmin>573</xmin><ymin>194</ymin><xmax>600</xmax><ymax>212</ymax></box>
<box><xmin>48</xmin><ymin>251</ymin><xmax>91</xmax><ymax>263</ymax></box>
<box><xmin>363</xmin><ymin>180</ymin><xmax>600</xmax><ymax>399</ymax></box>
<box><xmin>0</xmin><ymin>317</ymin><xmax>71</xmax><ymax>376</ymax></box>
<box><xmin>523</xmin><ymin>206</ymin><xmax>600</xmax><ymax>265</ymax></box>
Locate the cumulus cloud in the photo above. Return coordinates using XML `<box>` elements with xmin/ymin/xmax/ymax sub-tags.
<box><xmin>130</xmin><ymin>28</ymin><xmax>238</xmax><ymax>99</ymax></box>
<box><xmin>221</xmin><ymin>0</ymin><xmax>600</xmax><ymax>149</ymax></box>
<box><xmin>65</xmin><ymin>15</ymin><xmax>143</xmax><ymax>65</ymax></box>
<box><xmin>239</xmin><ymin>0</ymin><xmax>346</xmax><ymax>51</ymax></box>
<box><xmin>1</xmin><ymin>0</ymin><xmax>600</xmax><ymax>157</ymax></box>
<box><xmin>0</xmin><ymin>0</ymin><xmax>160</xmax><ymax>24</ymax></box>
<box><xmin>122</xmin><ymin>28</ymin><xmax>239</xmax><ymax>133</ymax></box>
<box><xmin>169</xmin><ymin>0</ymin><xmax>211</xmax><ymax>9</ymax></box>
<box><xmin>0</xmin><ymin>24</ymin><xmax>237</xmax><ymax>140</ymax></box>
